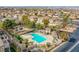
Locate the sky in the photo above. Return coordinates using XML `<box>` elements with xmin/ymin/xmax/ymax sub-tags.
<box><xmin>0</xmin><ymin>0</ymin><xmax>79</xmax><ymax>6</ymax></box>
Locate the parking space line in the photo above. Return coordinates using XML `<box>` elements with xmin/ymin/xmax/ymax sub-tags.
<box><xmin>67</xmin><ymin>41</ymin><xmax>79</xmax><ymax>52</ymax></box>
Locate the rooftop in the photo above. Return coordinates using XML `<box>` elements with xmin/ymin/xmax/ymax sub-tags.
<box><xmin>0</xmin><ymin>39</ymin><xmax>4</xmax><ymax>47</ymax></box>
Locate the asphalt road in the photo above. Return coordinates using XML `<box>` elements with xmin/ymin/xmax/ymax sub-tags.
<box><xmin>71</xmin><ymin>43</ymin><xmax>79</xmax><ymax>52</ymax></box>
<box><xmin>53</xmin><ymin>28</ymin><xmax>79</xmax><ymax>52</ymax></box>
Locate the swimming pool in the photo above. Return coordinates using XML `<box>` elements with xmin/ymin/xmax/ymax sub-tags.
<box><xmin>31</xmin><ymin>33</ymin><xmax>47</xmax><ymax>43</ymax></box>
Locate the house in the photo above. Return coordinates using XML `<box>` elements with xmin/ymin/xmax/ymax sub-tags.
<box><xmin>36</xmin><ymin>17</ymin><xmax>44</xmax><ymax>24</ymax></box>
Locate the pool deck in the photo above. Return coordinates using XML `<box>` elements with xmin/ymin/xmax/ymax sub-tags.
<box><xmin>21</xmin><ymin>32</ymin><xmax>55</xmax><ymax>45</ymax></box>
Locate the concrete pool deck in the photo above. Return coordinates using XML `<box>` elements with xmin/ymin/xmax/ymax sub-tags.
<box><xmin>20</xmin><ymin>32</ymin><xmax>55</xmax><ymax>44</ymax></box>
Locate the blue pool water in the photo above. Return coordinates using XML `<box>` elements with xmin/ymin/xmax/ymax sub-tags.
<box><xmin>31</xmin><ymin>33</ymin><xmax>47</xmax><ymax>43</ymax></box>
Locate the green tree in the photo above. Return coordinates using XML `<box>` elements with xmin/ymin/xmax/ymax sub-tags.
<box><xmin>36</xmin><ymin>23</ymin><xmax>44</xmax><ymax>30</ymax></box>
<box><xmin>28</xmin><ymin>21</ymin><xmax>36</xmax><ymax>28</ymax></box>
<box><xmin>22</xmin><ymin>15</ymin><xmax>30</xmax><ymax>26</ymax></box>
<box><xmin>3</xmin><ymin>19</ymin><xmax>16</xmax><ymax>29</ymax></box>
<box><xmin>22</xmin><ymin>15</ymin><xmax>28</xmax><ymax>22</ymax></box>
<box><xmin>60</xmin><ymin>31</ymin><xmax>68</xmax><ymax>42</ymax></box>
<box><xmin>15</xmin><ymin>34</ymin><xmax>23</xmax><ymax>41</ymax></box>
<box><xmin>14</xmin><ymin>34</ymin><xmax>23</xmax><ymax>43</ymax></box>
<box><xmin>10</xmin><ymin>43</ymin><xmax>17</xmax><ymax>52</ymax></box>
<box><xmin>60</xmin><ymin>10</ymin><xmax>64</xmax><ymax>17</ymax></box>
<box><xmin>43</xmin><ymin>19</ymin><xmax>49</xmax><ymax>27</ymax></box>
<box><xmin>49</xmin><ymin>25</ymin><xmax>60</xmax><ymax>31</ymax></box>
<box><xmin>0</xmin><ymin>21</ymin><xmax>3</xmax><ymax>29</ymax></box>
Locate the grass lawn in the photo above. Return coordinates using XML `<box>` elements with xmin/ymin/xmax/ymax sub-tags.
<box><xmin>15</xmin><ymin>34</ymin><xmax>23</xmax><ymax>41</ymax></box>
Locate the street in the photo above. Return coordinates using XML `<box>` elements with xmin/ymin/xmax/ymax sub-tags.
<box><xmin>53</xmin><ymin>28</ymin><xmax>79</xmax><ymax>52</ymax></box>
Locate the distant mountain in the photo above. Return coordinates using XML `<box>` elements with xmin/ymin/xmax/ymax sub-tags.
<box><xmin>0</xmin><ymin>6</ymin><xmax>79</xmax><ymax>9</ymax></box>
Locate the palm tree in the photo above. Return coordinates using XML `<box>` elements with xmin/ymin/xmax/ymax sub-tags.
<box><xmin>60</xmin><ymin>31</ymin><xmax>68</xmax><ymax>42</ymax></box>
<box><xmin>46</xmin><ymin>42</ymin><xmax>51</xmax><ymax>48</ymax></box>
<box><xmin>14</xmin><ymin>34</ymin><xmax>23</xmax><ymax>44</ymax></box>
<box><xmin>43</xmin><ymin>19</ymin><xmax>49</xmax><ymax>27</ymax></box>
<box><xmin>62</xmin><ymin>14</ymin><xmax>70</xmax><ymax>28</ymax></box>
<box><xmin>25</xmin><ymin>39</ymin><xmax>29</xmax><ymax>48</ymax></box>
